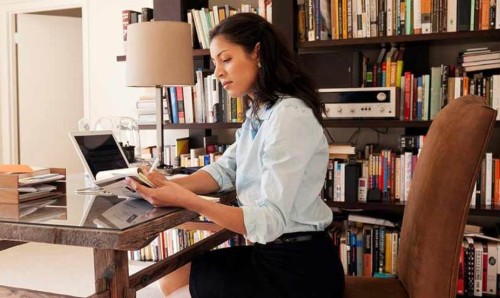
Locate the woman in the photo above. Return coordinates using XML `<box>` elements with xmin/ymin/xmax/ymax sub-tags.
<box><xmin>126</xmin><ymin>13</ymin><xmax>345</xmax><ymax>298</ymax></box>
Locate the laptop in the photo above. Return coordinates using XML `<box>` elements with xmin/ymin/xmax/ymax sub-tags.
<box><xmin>69</xmin><ymin>130</ymin><xmax>130</xmax><ymax>184</ymax></box>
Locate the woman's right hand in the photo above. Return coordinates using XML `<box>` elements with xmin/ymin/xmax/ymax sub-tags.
<box><xmin>145</xmin><ymin>168</ymin><xmax>169</xmax><ymax>187</ymax></box>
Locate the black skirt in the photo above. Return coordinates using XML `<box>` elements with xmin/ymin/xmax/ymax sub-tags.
<box><xmin>189</xmin><ymin>231</ymin><xmax>345</xmax><ymax>298</ymax></box>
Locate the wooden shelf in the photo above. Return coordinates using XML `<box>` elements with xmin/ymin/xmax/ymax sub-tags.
<box><xmin>193</xmin><ymin>49</ymin><xmax>210</xmax><ymax>57</ymax></box>
<box><xmin>138</xmin><ymin>120</ymin><xmax>500</xmax><ymax>130</ymax></box>
<box><xmin>328</xmin><ymin>201</ymin><xmax>406</xmax><ymax>213</ymax></box>
<box><xmin>299</xmin><ymin>29</ymin><xmax>500</xmax><ymax>51</ymax></box>
<box><xmin>322</xmin><ymin>119</ymin><xmax>432</xmax><ymax>128</ymax></box>
<box><xmin>328</xmin><ymin>201</ymin><xmax>500</xmax><ymax>217</ymax></box>
<box><xmin>139</xmin><ymin>122</ymin><xmax>242</xmax><ymax>130</ymax></box>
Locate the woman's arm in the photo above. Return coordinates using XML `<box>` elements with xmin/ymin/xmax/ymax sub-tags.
<box><xmin>167</xmin><ymin>170</ymin><xmax>221</xmax><ymax>194</ymax></box>
<box><xmin>125</xmin><ymin>178</ymin><xmax>246</xmax><ymax>235</ymax></box>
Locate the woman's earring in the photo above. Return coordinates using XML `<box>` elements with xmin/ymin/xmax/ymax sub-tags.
<box><xmin>258</xmin><ymin>61</ymin><xmax>262</xmax><ymax>68</ymax></box>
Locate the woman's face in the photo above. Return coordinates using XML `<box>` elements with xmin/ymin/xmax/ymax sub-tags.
<box><xmin>210</xmin><ymin>35</ymin><xmax>259</xmax><ymax>99</ymax></box>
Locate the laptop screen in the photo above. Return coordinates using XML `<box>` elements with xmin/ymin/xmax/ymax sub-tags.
<box><xmin>72</xmin><ymin>133</ymin><xmax>129</xmax><ymax>180</ymax></box>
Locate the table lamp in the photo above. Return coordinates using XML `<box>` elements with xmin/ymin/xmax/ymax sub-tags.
<box><xmin>126</xmin><ymin>21</ymin><xmax>194</xmax><ymax>168</ymax></box>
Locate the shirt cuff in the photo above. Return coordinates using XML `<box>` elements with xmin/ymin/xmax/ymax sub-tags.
<box><xmin>200</xmin><ymin>164</ymin><xmax>234</xmax><ymax>192</ymax></box>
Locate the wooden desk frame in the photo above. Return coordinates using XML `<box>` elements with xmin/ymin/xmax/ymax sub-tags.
<box><xmin>0</xmin><ymin>207</ymin><xmax>235</xmax><ymax>298</ymax></box>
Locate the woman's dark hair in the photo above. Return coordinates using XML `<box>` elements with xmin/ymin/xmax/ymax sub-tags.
<box><xmin>209</xmin><ymin>13</ymin><xmax>324</xmax><ymax>125</ymax></box>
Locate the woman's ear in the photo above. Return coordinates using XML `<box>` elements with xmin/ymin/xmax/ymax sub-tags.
<box><xmin>253</xmin><ymin>42</ymin><xmax>261</xmax><ymax>60</ymax></box>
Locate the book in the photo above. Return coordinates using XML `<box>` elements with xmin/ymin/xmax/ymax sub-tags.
<box><xmin>348</xmin><ymin>214</ymin><xmax>397</xmax><ymax>227</ymax></box>
<box><xmin>95</xmin><ymin>167</ymin><xmax>156</xmax><ymax>198</ymax></box>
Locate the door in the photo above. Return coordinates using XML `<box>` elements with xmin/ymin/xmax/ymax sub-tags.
<box><xmin>16</xmin><ymin>13</ymin><xmax>83</xmax><ymax>174</ymax></box>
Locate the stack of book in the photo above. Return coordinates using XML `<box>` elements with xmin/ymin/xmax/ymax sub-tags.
<box><xmin>458</xmin><ymin>48</ymin><xmax>500</xmax><ymax>73</ymax></box>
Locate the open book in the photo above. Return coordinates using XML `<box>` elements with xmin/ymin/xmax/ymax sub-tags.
<box><xmin>95</xmin><ymin>167</ymin><xmax>156</xmax><ymax>198</ymax></box>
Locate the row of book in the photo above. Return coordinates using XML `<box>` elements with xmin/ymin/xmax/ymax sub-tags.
<box><xmin>187</xmin><ymin>2</ymin><xmax>272</xmax><ymax>50</ymax></box>
<box><xmin>323</xmin><ymin>146</ymin><xmax>500</xmax><ymax>206</ymax></box>
<box><xmin>332</xmin><ymin>216</ymin><xmax>400</xmax><ymax>277</ymax></box>
<box><xmin>458</xmin><ymin>235</ymin><xmax>500</xmax><ymax>296</ymax></box>
<box><xmin>136</xmin><ymin>71</ymin><xmax>246</xmax><ymax>125</ymax></box>
<box><xmin>323</xmin><ymin>142</ymin><xmax>423</xmax><ymax>203</ymax></box>
<box><xmin>335</xmin><ymin>215</ymin><xmax>500</xmax><ymax>296</ymax></box>
<box><xmin>127</xmin><ymin>227</ymin><xmax>243</xmax><ymax>262</ymax></box>
<box><xmin>395</xmin><ymin>70</ymin><xmax>500</xmax><ymax>121</ymax></box>
<box><xmin>161</xmin><ymin>136</ymin><xmax>228</xmax><ymax>168</ymax></box>
<box><xmin>298</xmin><ymin>0</ymin><xmax>500</xmax><ymax>42</ymax></box>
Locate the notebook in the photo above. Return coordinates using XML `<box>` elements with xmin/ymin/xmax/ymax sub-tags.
<box><xmin>69</xmin><ymin>131</ymin><xmax>144</xmax><ymax>198</ymax></box>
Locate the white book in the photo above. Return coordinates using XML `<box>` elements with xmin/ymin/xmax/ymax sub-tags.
<box><xmin>195</xmin><ymin>70</ymin><xmax>206</xmax><ymax>123</ymax></box>
<box><xmin>386</xmin><ymin>0</ymin><xmax>393</xmax><ymax>36</ymax></box>
<box><xmin>497</xmin><ymin>0</ymin><xmax>500</xmax><ymax>29</ymax></box>
<box><xmin>492</xmin><ymin>75</ymin><xmax>500</xmax><ymax>120</ymax></box>
<box><xmin>404</xmin><ymin>152</ymin><xmax>413</xmax><ymax>202</ymax></box>
<box><xmin>183</xmin><ymin>86</ymin><xmax>194</xmax><ymax>124</ymax></box>
<box><xmin>209</xmin><ymin>10</ymin><xmax>216</xmax><ymax>29</ymax></box>
<box><xmin>340</xmin><ymin>163</ymin><xmax>346</xmax><ymax>202</ymax></box>
<box><xmin>357</xmin><ymin>0</ymin><xmax>364</xmax><ymax>37</ymax></box>
<box><xmin>191</xmin><ymin>10</ymin><xmax>207</xmax><ymax>49</ymax></box>
<box><xmin>487</xmin><ymin>242</ymin><xmax>498</xmax><ymax>295</ymax></box>
<box><xmin>422</xmin><ymin>74</ymin><xmax>430</xmax><ymax>120</ymax></box>
<box><xmin>474</xmin><ymin>242</ymin><xmax>483</xmax><ymax>296</ymax></box>
<box><xmin>485</xmin><ymin>153</ymin><xmax>493</xmax><ymax>206</ymax></box>
<box><xmin>205</xmin><ymin>75</ymin><xmax>214</xmax><ymax>123</ymax></box>
<box><xmin>471</xmin><ymin>183</ymin><xmax>477</xmax><ymax>206</ymax></box>
<box><xmin>334</xmin><ymin>160</ymin><xmax>341</xmax><ymax>201</ymax></box>
<box><xmin>395</xmin><ymin>157</ymin><xmax>401</xmax><ymax>200</ymax></box>
<box><xmin>348</xmin><ymin>214</ymin><xmax>397</xmax><ymax>227</ymax></box>
<box><xmin>391</xmin><ymin>233</ymin><xmax>398</xmax><ymax>274</ymax></box>
<box><xmin>187</xmin><ymin>12</ymin><xmax>194</xmax><ymax>48</ymax></box>
<box><xmin>198</xmin><ymin>9</ymin><xmax>211</xmax><ymax>50</ymax></box>
<box><xmin>352</xmin><ymin>0</ymin><xmax>358</xmax><ymax>38</ymax></box>
<box><xmin>212</xmin><ymin>5</ymin><xmax>220</xmax><ymax>25</ymax></box>
<box><xmin>447</xmin><ymin>0</ymin><xmax>457</xmax><ymax>32</ymax></box>
<box><xmin>413</xmin><ymin>0</ymin><xmax>422</xmax><ymax>34</ymax></box>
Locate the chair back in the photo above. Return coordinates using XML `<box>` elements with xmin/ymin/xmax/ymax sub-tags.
<box><xmin>397</xmin><ymin>95</ymin><xmax>497</xmax><ymax>298</ymax></box>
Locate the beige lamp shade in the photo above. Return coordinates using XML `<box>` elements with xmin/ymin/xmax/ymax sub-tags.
<box><xmin>126</xmin><ymin>21</ymin><xmax>194</xmax><ymax>87</ymax></box>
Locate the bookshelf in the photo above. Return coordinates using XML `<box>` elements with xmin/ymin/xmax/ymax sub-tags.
<box><xmin>127</xmin><ymin>1</ymin><xmax>500</xmax><ymax>294</ymax></box>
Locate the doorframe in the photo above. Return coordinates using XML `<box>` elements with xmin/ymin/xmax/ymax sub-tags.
<box><xmin>0</xmin><ymin>0</ymin><xmax>89</xmax><ymax>163</ymax></box>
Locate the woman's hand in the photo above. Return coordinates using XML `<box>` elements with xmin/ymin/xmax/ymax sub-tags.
<box><xmin>145</xmin><ymin>168</ymin><xmax>170</xmax><ymax>187</ymax></box>
<box><xmin>125</xmin><ymin>176</ymin><xmax>190</xmax><ymax>207</ymax></box>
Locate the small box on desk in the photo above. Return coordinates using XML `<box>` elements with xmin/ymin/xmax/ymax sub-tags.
<box><xmin>0</xmin><ymin>168</ymin><xmax>66</xmax><ymax>204</ymax></box>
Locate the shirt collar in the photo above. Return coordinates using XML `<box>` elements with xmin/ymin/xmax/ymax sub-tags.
<box><xmin>245</xmin><ymin>95</ymin><xmax>287</xmax><ymax>120</ymax></box>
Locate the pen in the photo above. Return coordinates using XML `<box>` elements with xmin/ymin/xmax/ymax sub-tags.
<box><xmin>149</xmin><ymin>157</ymin><xmax>160</xmax><ymax>174</ymax></box>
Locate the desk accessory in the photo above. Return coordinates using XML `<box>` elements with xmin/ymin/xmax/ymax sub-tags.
<box><xmin>0</xmin><ymin>168</ymin><xmax>66</xmax><ymax>204</ymax></box>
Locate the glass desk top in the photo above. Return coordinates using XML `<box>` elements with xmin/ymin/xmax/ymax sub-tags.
<box><xmin>0</xmin><ymin>173</ymin><xmax>180</xmax><ymax>231</ymax></box>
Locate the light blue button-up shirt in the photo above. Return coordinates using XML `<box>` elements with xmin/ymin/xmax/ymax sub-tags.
<box><xmin>202</xmin><ymin>96</ymin><xmax>333</xmax><ymax>244</ymax></box>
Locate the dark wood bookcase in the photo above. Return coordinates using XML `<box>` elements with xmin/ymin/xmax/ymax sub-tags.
<box><xmin>136</xmin><ymin>1</ymin><xmax>500</xmax><ymax>295</ymax></box>
<box><xmin>145</xmin><ymin>0</ymin><xmax>500</xmax><ymax>215</ymax></box>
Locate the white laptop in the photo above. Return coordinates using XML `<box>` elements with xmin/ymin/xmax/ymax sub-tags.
<box><xmin>69</xmin><ymin>130</ymin><xmax>141</xmax><ymax>198</ymax></box>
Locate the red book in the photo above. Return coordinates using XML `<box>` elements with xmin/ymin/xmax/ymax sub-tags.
<box><xmin>457</xmin><ymin>243</ymin><xmax>465</xmax><ymax>295</ymax></box>
<box><xmin>404</xmin><ymin>72</ymin><xmax>412</xmax><ymax>120</ymax></box>
<box><xmin>176</xmin><ymin>87</ymin><xmax>185</xmax><ymax>124</ymax></box>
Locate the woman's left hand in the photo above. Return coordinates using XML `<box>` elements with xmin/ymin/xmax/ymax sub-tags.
<box><xmin>125</xmin><ymin>177</ymin><xmax>192</xmax><ymax>208</ymax></box>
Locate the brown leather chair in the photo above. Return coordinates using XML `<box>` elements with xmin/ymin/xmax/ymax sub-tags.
<box><xmin>343</xmin><ymin>95</ymin><xmax>497</xmax><ymax>298</ymax></box>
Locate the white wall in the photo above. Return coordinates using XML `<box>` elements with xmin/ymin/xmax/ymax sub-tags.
<box><xmin>0</xmin><ymin>0</ymin><xmax>189</xmax><ymax>163</ymax></box>
<box><xmin>86</xmin><ymin>0</ymin><xmax>189</xmax><ymax>149</ymax></box>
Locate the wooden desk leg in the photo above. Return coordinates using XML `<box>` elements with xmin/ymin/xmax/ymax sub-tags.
<box><xmin>94</xmin><ymin>249</ymin><xmax>132</xmax><ymax>298</ymax></box>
